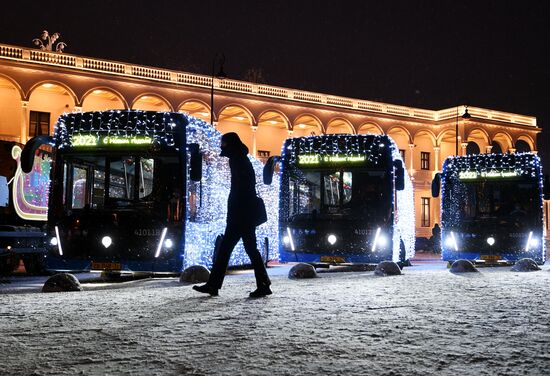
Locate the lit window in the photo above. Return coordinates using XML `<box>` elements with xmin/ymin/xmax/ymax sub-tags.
<box><xmin>421</xmin><ymin>152</ymin><xmax>430</xmax><ymax>170</ymax></box>
<box><xmin>421</xmin><ymin>197</ymin><xmax>430</xmax><ymax>227</ymax></box>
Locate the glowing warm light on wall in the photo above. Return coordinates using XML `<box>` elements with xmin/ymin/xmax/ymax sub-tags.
<box><xmin>42</xmin><ymin>83</ymin><xmax>54</xmax><ymax>88</ymax></box>
<box><xmin>92</xmin><ymin>89</ymin><xmax>104</xmax><ymax>94</ymax></box>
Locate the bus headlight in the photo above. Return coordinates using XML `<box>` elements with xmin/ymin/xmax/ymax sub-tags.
<box><xmin>101</xmin><ymin>236</ymin><xmax>112</xmax><ymax>248</ymax></box>
<box><xmin>327</xmin><ymin>234</ymin><xmax>337</xmax><ymax>245</ymax></box>
<box><xmin>486</xmin><ymin>237</ymin><xmax>495</xmax><ymax>246</ymax></box>
<box><xmin>444</xmin><ymin>232</ymin><xmax>458</xmax><ymax>251</ymax></box>
<box><xmin>282</xmin><ymin>236</ymin><xmax>290</xmax><ymax>245</ymax></box>
<box><xmin>371</xmin><ymin>227</ymin><xmax>388</xmax><ymax>252</ymax></box>
<box><xmin>525</xmin><ymin>231</ymin><xmax>539</xmax><ymax>251</ymax></box>
<box><xmin>49</xmin><ymin>237</ymin><xmax>58</xmax><ymax>246</ymax></box>
<box><xmin>164</xmin><ymin>238</ymin><xmax>173</xmax><ymax>248</ymax></box>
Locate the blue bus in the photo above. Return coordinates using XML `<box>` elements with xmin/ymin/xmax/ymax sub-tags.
<box><xmin>21</xmin><ymin>110</ymin><xmax>278</xmax><ymax>274</ymax></box>
<box><xmin>433</xmin><ymin>153</ymin><xmax>546</xmax><ymax>264</ymax></box>
<box><xmin>264</xmin><ymin>134</ymin><xmax>415</xmax><ymax>265</ymax></box>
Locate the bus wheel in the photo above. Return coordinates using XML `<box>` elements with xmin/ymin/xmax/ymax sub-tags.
<box><xmin>22</xmin><ymin>254</ymin><xmax>44</xmax><ymax>275</ymax></box>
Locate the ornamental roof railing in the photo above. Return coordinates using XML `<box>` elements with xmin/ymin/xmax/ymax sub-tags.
<box><xmin>0</xmin><ymin>43</ymin><xmax>537</xmax><ymax>127</ymax></box>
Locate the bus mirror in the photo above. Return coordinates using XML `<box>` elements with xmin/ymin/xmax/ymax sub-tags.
<box><xmin>21</xmin><ymin>136</ymin><xmax>52</xmax><ymax>173</ymax></box>
<box><xmin>393</xmin><ymin>160</ymin><xmax>405</xmax><ymax>191</ymax></box>
<box><xmin>432</xmin><ymin>173</ymin><xmax>441</xmax><ymax>198</ymax></box>
<box><xmin>263</xmin><ymin>156</ymin><xmax>279</xmax><ymax>185</ymax></box>
<box><xmin>188</xmin><ymin>143</ymin><xmax>202</xmax><ymax>182</ymax></box>
<box><xmin>544</xmin><ymin>174</ymin><xmax>550</xmax><ymax>200</ymax></box>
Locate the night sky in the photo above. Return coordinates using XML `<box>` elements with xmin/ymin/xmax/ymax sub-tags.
<box><xmin>3</xmin><ymin>0</ymin><xmax>549</xmax><ymax>167</ymax></box>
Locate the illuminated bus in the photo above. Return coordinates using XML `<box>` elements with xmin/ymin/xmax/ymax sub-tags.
<box><xmin>21</xmin><ymin>110</ymin><xmax>278</xmax><ymax>274</ymax></box>
<box><xmin>264</xmin><ymin>134</ymin><xmax>415</xmax><ymax>265</ymax></box>
<box><xmin>432</xmin><ymin>153</ymin><xmax>546</xmax><ymax>264</ymax></box>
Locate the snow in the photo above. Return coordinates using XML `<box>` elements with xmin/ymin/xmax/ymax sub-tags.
<box><xmin>2</xmin><ymin>262</ymin><xmax>550</xmax><ymax>375</ymax></box>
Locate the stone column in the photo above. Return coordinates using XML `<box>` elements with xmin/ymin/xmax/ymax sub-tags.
<box><xmin>408</xmin><ymin>143</ymin><xmax>415</xmax><ymax>174</ymax></box>
<box><xmin>251</xmin><ymin>125</ymin><xmax>258</xmax><ymax>157</ymax></box>
<box><xmin>73</xmin><ymin>106</ymin><xmax>83</xmax><ymax>113</ymax></box>
<box><xmin>461</xmin><ymin>142</ymin><xmax>468</xmax><ymax>156</ymax></box>
<box><xmin>485</xmin><ymin>145</ymin><xmax>493</xmax><ymax>154</ymax></box>
<box><xmin>20</xmin><ymin>100</ymin><xmax>29</xmax><ymax>143</ymax></box>
<box><xmin>509</xmin><ymin>148</ymin><xmax>516</xmax><ymax>154</ymax></box>
<box><xmin>433</xmin><ymin>146</ymin><xmax>441</xmax><ymax>172</ymax></box>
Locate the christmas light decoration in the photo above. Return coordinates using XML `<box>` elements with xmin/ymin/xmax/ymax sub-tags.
<box><xmin>440</xmin><ymin>152</ymin><xmax>545</xmax><ymax>262</ymax></box>
<box><xmin>50</xmin><ymin>110</ymin><xmax>279</xmax><ymax>270</ymax></box>
<box><xmin>278</xmin><ymin>134</ymin><xmax>415</xmax><ymax>262</ymax></box>
<box><xmin>10</xmin><ymin>145</ymin><xmax>50</xmax><ymax>221</ymax></box>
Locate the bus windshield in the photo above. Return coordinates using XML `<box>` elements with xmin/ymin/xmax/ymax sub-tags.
<box><xmin>61</xmin><ymin>154</ymin><xmax>181</xmax><ymax>212</ymax></box>
<box><xmin>451</xmin><ymin>178</ymin><xmax>539</xmax><ymax>228</ymax></box>
<box><xmin>288</xmin><ymin>167</ymin><xmax>392</xmax><ymax>223</ymax></box>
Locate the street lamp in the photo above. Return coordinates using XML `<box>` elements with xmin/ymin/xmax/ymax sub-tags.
<box><xmin>210</xmin><ymin>53</ymin><xmax>227</xmax><ymax>126</ymax></box>
<box><xmin>455</xmin><ymin>105</ymin><xmax>471</xmax><ymax>155</ymax></box>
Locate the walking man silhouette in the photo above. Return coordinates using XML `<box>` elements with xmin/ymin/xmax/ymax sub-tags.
<box><xmin>193</xmin><ymin>132</ymin><xmax>272</xmax><ymax>298</ymax></box>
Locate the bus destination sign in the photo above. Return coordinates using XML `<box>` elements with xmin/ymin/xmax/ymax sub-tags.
<box><xmin>458</xmin><ymin>170</ymin><xmax>520</xmax><ymax>180</ymax></box>
<box><xmin>71</xmin><ymin>134</ymin><xmax>153</xmax><ymax>147</ymax></box>
<box><xmin>297</xmin><ymin>154</ymin><xmax>366</xmax><ymax>166</ymax></box>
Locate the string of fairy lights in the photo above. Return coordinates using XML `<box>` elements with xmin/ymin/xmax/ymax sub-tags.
<box><xmin>280</xmin><ymin>134</ymin><xmax>415</xmax><ymax>261</ymax></box>
<box><xmin>53</xmin><ymin>110</ymin><xmax>280</xmax><ymax>269</ymax></box>
<box><xmin>440</xmin><ymin>152</ymin><xmax>545</xmax><ymax>258</ymax></box>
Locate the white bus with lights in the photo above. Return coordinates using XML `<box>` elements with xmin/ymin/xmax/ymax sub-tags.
<box><xmin>264</xmin><ymin>134</ymin><xmax>415</xmax><ymax>265</ymax></box>
<box><xmin>21</xmin><ymin>110</ymin><xmax>278</xmax><ymax>274</ymax></box>
<box><xmin>432</xmin><ymin>153</ymin><xmax>548</xmax><ymax>264</ymax></box>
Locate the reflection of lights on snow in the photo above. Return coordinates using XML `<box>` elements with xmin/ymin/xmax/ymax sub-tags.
<box><xmin>327</xmin><ymin>234</ymin><xmax>337</xmax><ymax>245</ymax></box>
<box><xmin>486</xmin><ymin>237</ymin><xmax>495</xmax><ymax>246</ymax></box>
<box><xmin>49</xmin><ymin>237</ymin><xmax>58</xmax><ymax>246</ymax></box>
<box><xmin>101</xmin><ymin>236</ymin><xmax>112</xmax><ymax>248</ymax></box>
<box><xmin>164</xmin><ymin>238</ymin><xmax>173</xmax><ymax>248</ymax></box>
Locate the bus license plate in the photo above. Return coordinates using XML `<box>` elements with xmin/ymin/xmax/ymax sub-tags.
<box><xmin>91</xmin><ymin>262</ymin><xmax>121</xmax><ymax>270</ymax></box>
<box><xmin>480</xmin><ymin>255</ymin><xmax>501</xmax><ymax>261</ymax></box>
<box><xmin>320</xmin><ymin>256</ymin><xmax>346</xmax><ymax>263</ymax></box>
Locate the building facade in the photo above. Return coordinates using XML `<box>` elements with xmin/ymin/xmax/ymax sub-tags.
<box><xmin>0</xmin><ymin>43</ymin><xmax>546</xmax><ymax>238</ymax></box>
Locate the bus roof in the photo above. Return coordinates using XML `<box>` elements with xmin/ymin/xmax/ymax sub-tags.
<box><xmin>282</xmin><ymin>134</ymin><xmax>397</xmax><ymax>166</ymax></box>
<box><xmin>53</xmin><ymin>110</ymin><xmax>190</xmax><ymax>150</ymax></box>
<box><xmin>442</xmin><ymin>152</ymin><xmax>541</xmax><ymax>179</ymax></box>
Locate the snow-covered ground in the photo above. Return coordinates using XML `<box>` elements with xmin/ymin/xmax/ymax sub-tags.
<box><xmin>2</xmin><ymin>260</ymin><xmax>550</xmax><ymax>375</ymax></box>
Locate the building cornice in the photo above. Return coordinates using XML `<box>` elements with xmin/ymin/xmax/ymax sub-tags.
<box><xmin>0</xmin><ymin>43</ymin><xmax>537</xmax><ymax>128</ymax></box>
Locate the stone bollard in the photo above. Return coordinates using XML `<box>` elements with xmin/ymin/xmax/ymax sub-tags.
<box><xmin>180</xmin><ymin>265</ymin><xmax>210</xmax><ymax>284</ymax></box>
<box><xmin>374</xmin><ymin>261</ymin><xmax>402</xmax><ymax>276</ymax></box>
<box><xmin>511</xmin><ymin>258</ymin><xmax>541</xmax><ymax>272</ymax></box>
<box><xmin>449</xmin><ymin>259</ymin><xmax>478</xmax><ymax>273</ymax></box>
<box><xmin>42</xmin><ymin>273</ymin><xmax>82</xmax><ymax>293</ymax></box>
<box><xmin>288</xmin><ymin>263</ymin><xmax>317</xmax><ymax>279</ymax></box>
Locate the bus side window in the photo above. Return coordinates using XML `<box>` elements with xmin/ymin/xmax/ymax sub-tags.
<box><xmin>188</xmin><ymin>180</ymin><xmax>200</xmax><ymax>221</ymax></box>
<box><xmin>139</xmin><ymin>158</ymin><xmax>154</xmax><ymax>198</ymax></box>
<box><xmin>72</xmin><ymin>166</ymin><xmax>87</xmax><ymax>209</ymax></box>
